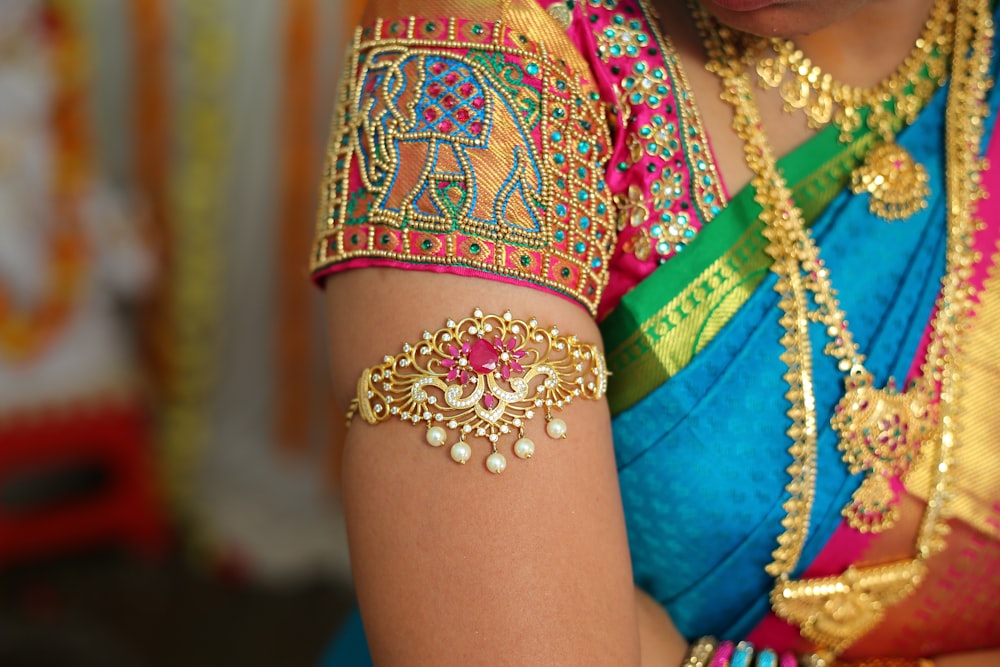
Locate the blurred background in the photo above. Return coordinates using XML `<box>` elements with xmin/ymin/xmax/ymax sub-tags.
<box><xmin>0</xmin><ymin>1</ymin><xmax>362</xmax><ymax>664</ymax></box>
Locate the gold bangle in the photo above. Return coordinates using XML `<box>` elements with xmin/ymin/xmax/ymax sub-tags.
<box><xmin>681</xmin><ymin>637</ymin><xmax>718</xmax><ymax>667</ymax></box>
<box><xmin>347</xmin><ymin>308</ymin><xmax>608</xmax><ymax>473</ymax></box>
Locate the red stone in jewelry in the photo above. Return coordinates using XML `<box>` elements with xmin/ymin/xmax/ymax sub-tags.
<box><xmin>468</xmin><ymin>338</ymin><xmax>499</xmax><ymax>373</ymax></box>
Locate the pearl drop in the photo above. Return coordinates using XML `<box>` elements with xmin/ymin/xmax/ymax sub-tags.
<box><xmin>426</xmin><ymin>426</ymin><xmax>447</xmax><ymax>447</ymax></box>
<box><xmin>514</xmin><ymin>437</ymin><xmax>535</xmax><ymax>459</ymax></box>
<box><xmin>486</xmin><ymin>452</ymin><xmax>507</xmax><ymax>474</ymax></box>
<box><xmin>546</xmin><ymin>418</ymin><xmax>567</xmax><ymax>439</ymax></box>
<box><xmin>450</xmin><ymin>442</ymin><xmax>472</xmax><ymax>464</ymax></box>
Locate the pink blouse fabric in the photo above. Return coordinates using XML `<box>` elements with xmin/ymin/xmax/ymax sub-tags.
<box><xmin>310</xmin><ymin>0</ymin><xmax>728</xmax><ymax>321</ymax></box>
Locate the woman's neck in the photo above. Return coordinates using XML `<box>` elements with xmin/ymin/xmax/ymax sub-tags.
<box><xmin>650</xmin><ymin>0</ymin><xmax>948</xmax><ymax>195</ymax></box>
<box><xmin>791</xmin><ymin>0</ymin><xmax>939</xmax><ymax>89</ymax></box>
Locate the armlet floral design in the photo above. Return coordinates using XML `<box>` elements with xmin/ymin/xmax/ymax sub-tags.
<box><xmin>311</xmin><ymin>15</ymin><xmax>616</xmax><ymax>316</ymax></box>
<box><xmin>347</xmin><ymin>309</ymin><xmax>608</xmax><ymax>473</ymax></box>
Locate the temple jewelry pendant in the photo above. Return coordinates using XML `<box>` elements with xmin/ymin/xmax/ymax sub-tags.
<box><xmin>842</xmin><ymin>473</ymin><xmax>899</xmax><ymax>533</ymax></box>
<box><xmin>850</xmin><ymin>141</ymin><xmax>931</xmax><ymax>221</ymax></box>
<box><xmin>831</xmin><ymin>369</ymin><xmax>935</xmax><ymax>533</ymax></box>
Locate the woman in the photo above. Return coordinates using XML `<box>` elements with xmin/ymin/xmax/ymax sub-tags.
<box><xmin>313</xmin><ymin>0</ymin><xmax>1000</xmax><ymax>664</ymax></box>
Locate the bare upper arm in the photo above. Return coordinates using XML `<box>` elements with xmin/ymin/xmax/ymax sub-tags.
<box><xmin>325</xmin><ymin>268</ymin><xmax>641</xmax><ymax>666</ymax></box>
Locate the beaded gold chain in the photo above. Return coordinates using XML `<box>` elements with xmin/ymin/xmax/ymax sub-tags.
<box><xmin>746</xmin><ymin>0</ymin><xmax>957</xmax><ymax>221</ymax></box>
<box><xmin>694</xmin><ymin>0</ymin><xmax>992</xmax><ymax>654</ymax></box>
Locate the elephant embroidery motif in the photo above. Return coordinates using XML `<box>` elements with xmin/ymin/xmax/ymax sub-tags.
<box><xmin>312</xmin><ymin>15</ymin><xmax>616</xmax><ymax>316</ymax></box>
<box><xmin>356</xmin><ymin>49</ymin><xmax>544</xmax><ymax>240</ymax></box>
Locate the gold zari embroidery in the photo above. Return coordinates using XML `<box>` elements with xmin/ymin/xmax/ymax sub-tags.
<box><xmin>908</xmin><ymin>238</ymin><xmax>1000</xmax><ymax>540</ymax></box>
<box><xmin>348</xmin><ymin>309</ymin><xmax>607</xmax><ymax>473</ymax></box>
<box><xmin>604</xmin><ymin>221</ymin><xmax>771</xmax><ymax>414</ymax></box>
<box><xmin>312</xmin><ymin>12</ymin><xmax>615</xmax><ymax>316</ymax></box>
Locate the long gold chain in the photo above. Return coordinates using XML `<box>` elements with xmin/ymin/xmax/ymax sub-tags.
<box><xmin>693</xmin><ymin>0</ymin><xmax>993</xmax><ymax>654</ymax></box>
<box><xmin>745</xmin><ymin>0</ymin><xmax>958</xmax><ymax>220</ymax></box>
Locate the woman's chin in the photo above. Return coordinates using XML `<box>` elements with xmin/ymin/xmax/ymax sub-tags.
<box><xmin>696</xmin><ymin>0</ymin><xmax>855</xmax><ymax>38</ymax></box>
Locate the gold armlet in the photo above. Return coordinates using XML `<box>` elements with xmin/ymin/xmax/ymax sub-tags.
<box><xmin>346</xmin><ymin>309</ymin><xmax>608</xmax><ymax>474</ymax></box>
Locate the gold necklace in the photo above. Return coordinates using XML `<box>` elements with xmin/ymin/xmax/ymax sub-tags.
<box><xmin>693</xmin><ymin>0</ymin><xmax>992</xmax><ymax>655</ymax></box>
<box><xmin>746</xmin><ymin>0</ymin><xmax>956</xmax><ymax>221</ymax></box>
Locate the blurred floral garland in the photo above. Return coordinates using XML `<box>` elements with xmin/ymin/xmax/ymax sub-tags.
<box><xmin>162</xmin><ymin>0</ymin><xmax>231</xmax><ymax>536</ymax></box>
<box><xmin>0</xmin><ymin>1</ymin><xmax>90</xmax><ymax>361</ymax></box>
<box><xmin>123</xmin><ymin>0</ymin><xmax>232</xmax><ymax>538</ymax></box>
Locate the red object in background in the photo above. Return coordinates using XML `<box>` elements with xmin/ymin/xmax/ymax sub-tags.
<box><xmin>0</xmin><ymin>404</ymin><xmax>168</xmax><ymax>565</ymax></box>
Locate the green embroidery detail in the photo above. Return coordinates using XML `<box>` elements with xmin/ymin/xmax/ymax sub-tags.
<box><xmin>344</xmin><ymin>188</ymin><xmax>369</xmax><ymax>226</ymax></box>
<box><xmin>467</xmin><ymin>50</ymin><xmax>542</xmax><ymax>129</ymax></box>
<box><xmin>434</xmin><ymin>181</ymin><xmax>470</xmax><ymax>224</ymax></box>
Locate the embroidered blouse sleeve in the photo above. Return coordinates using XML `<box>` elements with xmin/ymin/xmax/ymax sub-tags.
<box><xmin>310</xmin><ymin>2</ymin><xmax>616</xmax><ymax>317</ymax></box>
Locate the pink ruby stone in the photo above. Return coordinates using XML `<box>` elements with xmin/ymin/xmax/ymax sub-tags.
<box><xmin>468</xmin><ymin>338</ymin><xmax>499</xmax><ymax>374</ymax></box>
<box><xmin>438</xmin><ymin>120</ymin><xmax>453</xmax><ymax>133</ymax></box>
<box><xmin>483</xmin><ymin>393</ymin><xmax>497</xmax><ymax>409</ymax></box>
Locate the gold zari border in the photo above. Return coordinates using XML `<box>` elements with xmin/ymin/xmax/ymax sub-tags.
<box><xmin>605</xmin><ymin>221</ymin><xmax>771</xmax><ymax>410</ymax></box>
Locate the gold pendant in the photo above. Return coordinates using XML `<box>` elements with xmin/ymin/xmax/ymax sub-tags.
<box><xmin>850</xmin><ymin>141</ymin><xmax>930</xmax><ymax>221</ymax></box>
<box><xmin>842</xmin><ymin>473</ymin><xmax>899</xmax><ymax>533</ymax></box>
<box><xmin>831</xmin><ymin>370</ymin><xmax>934</xmax><ymax>533</ymax></box>
<box><xmin>771</xmin><ymin>560</ymin><xmax>927</xmax><ymax>655</ymax></box>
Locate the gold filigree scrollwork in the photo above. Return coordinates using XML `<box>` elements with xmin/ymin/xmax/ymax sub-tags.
<box><xmin>351</xmin><ymin>309</ymin><xmax>607</xmax><ymax>473</ymax></box>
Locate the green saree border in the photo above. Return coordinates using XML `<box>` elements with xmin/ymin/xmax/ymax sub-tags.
<box><xmin>601</xmin><ymin>124</ymin><xmax>870</xmax><ymax>415</ymax></box>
